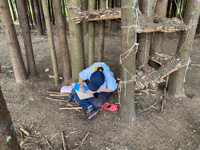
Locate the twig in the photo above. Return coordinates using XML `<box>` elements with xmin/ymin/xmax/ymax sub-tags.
<box><xmin>81</xmin><ymin>132</ymin><xmax>90</xmax><ymax>145</ymax></box>
<box><xmin>59</xmin><ymin>107</ymin><xmax>82</xmax><ymax>110</ymax></box>
<box><xmin>46</xmin><ymin>139</ymin><xmax>54</xmax><ymax>149</ymax></box>
<box><xmin>46</xmin><ymin>97</ymin><xmax>67</xmax><ymax>103</ymax></box>
<box><xmin>50</xmin><ymin>94</ymin><xmax>70</xmax><ymax>97</ymax></box>
<box><xmin>62</xmin><ymin>132</ymin><xmax>67</xmax><ymax>150</ymax></box>
<box><xmin>35</xmin><ymin>123</ymin><xmax>42</xmax><ymax>133</ymax></box>
<box><xmin>143</xmin><ymin>102</ymin><xmax>158</xmax><ymax>111</ymax></box>
<box><xmin>49</xmin><ymin>132</ymin><xmax>59</xmax><ymax>141</ymax></box>
<box><xmin>20</xmin><ymin>127</ymin><xmax>30</xmax><ymax>136</ymax></box>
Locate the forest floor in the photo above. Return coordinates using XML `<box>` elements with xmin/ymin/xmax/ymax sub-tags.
<box><xmin>0</xmin><ymin>24</ymin><xmax>200</xmax><ymax>150</ymax></box>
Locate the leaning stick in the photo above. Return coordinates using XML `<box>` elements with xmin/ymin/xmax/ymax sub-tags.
<box><xmin>62</xmin><ymin>132</ymin><xmax>67</xmax><ymax>150</ymax></box>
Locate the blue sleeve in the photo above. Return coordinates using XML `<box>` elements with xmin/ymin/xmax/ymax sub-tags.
<box><xmin>79</xmin><ymin>68</ymin><xmax>93</xmax><ymax>80</ymax></box>
<box><xmin>104</xmin><ymin>72</ymin><xmax>118</xmax><ymax>91</ymax></box>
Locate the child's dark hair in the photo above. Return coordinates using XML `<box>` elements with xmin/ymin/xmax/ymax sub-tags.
<box><xmin>97</xmin><ymin>67</ymin><xmax>104</xmax><ymax>72</ymax></box>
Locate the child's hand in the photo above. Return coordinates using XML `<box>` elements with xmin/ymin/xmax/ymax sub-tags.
<box><xmin>79</xmin><ymin>87</ymin><xmax>85</xmax><ymax>93</ymax></box>
<box><xmin>86</xmin><ymin>90</ymin><xmax>95</xmax><ymax>95</ymax></box>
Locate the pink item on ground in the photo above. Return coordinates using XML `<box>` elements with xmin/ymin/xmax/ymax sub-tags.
<box><xmin>60</xmin><ymin>86</ymin><xmax>73</xmax><ymax>94</ymax></box>
<box><xmin>102</xmin><ymin>102</ymin><xmax>119</xmax><ymax>111</ymax></box>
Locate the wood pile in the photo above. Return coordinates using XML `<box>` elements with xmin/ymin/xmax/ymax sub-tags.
<box><xmin>74</xmin><ymin>8</ymin><xmax>189</xmax><ymax>33</ymax></box>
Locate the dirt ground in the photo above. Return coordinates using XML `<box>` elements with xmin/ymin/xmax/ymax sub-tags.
<box><xmin>0</xmin><ymin>24</ymin><xmax>200</xmax><ymax>150</ymax></box>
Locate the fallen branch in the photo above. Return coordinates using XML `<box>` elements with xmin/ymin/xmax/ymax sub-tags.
<box><xmin>35</xmin><ymin>123</ymin><xmax>42</xmax><ymax>133</ymax></box>
<box><xmin>46</xmin><ymin>139</ymin><xmax>54</xmax><ymax>149</ymax></box>
<box><xmin>81</xmin><ymin>132</ymin><xmax>90</xmax><ymax>145</ymax></box>
<box><xmin>50</xmin><ymin>93</ymin><xmax>70</xmax><ymax>97</ymax></box>
<box><xmin>59</xmin><ymin>107</ymin><xmax>82</xmax><ymax>110</ymax></box>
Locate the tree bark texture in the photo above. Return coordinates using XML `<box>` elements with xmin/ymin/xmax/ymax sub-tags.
<box><xmin>137</xmin><ymin>0</ymin><xmax>155</xmax><ymax>68</ymax></box>
<box><xmin>0</xmin><ymin>87</ymin><xmax>20</xmax><ymax>150</ymax></box>
<box><xmin>41</xmin><ymin>0</ymin><xmax>59</xmax><ymax>86</ymax></box>
<box><xmin>9</xmin><ymin>0</ymin><xmax>17</xmax><ymax>21</ymax></box>
<box><xmin>33</xmin><ymin>0</ymin><xmax>43</xmax><ymax>35</ymax></box>
<box><xmin>26</xmin><ymin>0</ymin><xmax>34</xmax><ymax>29</ymax></box>
<box><xmin>168</xmin><ymin>0</ymin><xmax>200</xmax><ymax>98</ymax></box>
<box><xmin>38</xmin><ymin>0</ymin><xmax>45</xmax><ymax>33</ymax></box>
<box><xmin>67</xmin><ymin>0</ymin><xmax>85</xmax><ymax>82</ymax></box>
<box><xmin>53</xmin><ymin>0</ymin><xmax>72</xmax><ymax>83</ymax></box>
<box><xmin>196</xmin><ymin>16</ymin><xmax>200</xmax><ymax>35</ymax></box>
<box><xmin>151</xmin><ymin>0</ymin><xmax>169</xmax><ymax>54</ymax></box>
<box><xmin>119</xmin><ymin>0</ymin><xmax>137</xmax><ymax>121</ymax></box>
<box><xmin>97</xmin><ymin>0</ymin><xmax>106</xmax><ymax>62</ymax></box>
<box><xmin>88</xmin><ymin>0</ymin><xmax>96</xmax><ymax>66</ymax></box>
<box><xmin>0</xmin><ymin>0</ymin><xmax>28</xmax><ymax>83</ymax></box>
<box><xmin>30</xmin><ymin>0</ymin><xmax>37</xmax><ymax>25</ymax></box>
<box><xmin>16</xmin><ymin>0</ymin><xmax>37</xmax><ymax>76</ymax></box>
<box><xmin>81</xmin><ymin>0</ymin><xmax>88</xmax><ymax>35</ymax></box>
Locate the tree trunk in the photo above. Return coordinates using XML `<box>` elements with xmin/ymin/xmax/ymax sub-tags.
<box><xmin>0</xmin><ymin>0</ymin><xmax>28</xmax><ymax>83</ymax></box>
<box><xmin>196</xmin><ymin>16</ymin><xmax>200</xmax><ymax>35</ymax></box>
<box><xmin>26</xmin><ymin>0</ymin><xmax>34</xmax><ymax>29</ymax></box>
<box><xmin>16</xmin><ymin>0</ymin><xmax>37</xmax><ymax>76</ymax></box>
<box><xmin>61</xmin><ymin>0</ymin><xmax>67</xmax><ymax>28</ymax></box>
<box><xmin>168</xmin><ymin>0</ymin><xmax>200</xmax><ymax>98</ymax></box>
<box><xmin>53</xmin><ymin>0</ymin><xmax>71</xmax><ymax>83</ymax></box>
<box><xmin>33</xmin><ymin>0</ymin><xmax>43</xmax><ymax>35</ymax></box>
<box><xmin>108</xmin><ymin>0</ymin><xmax>112</xmax><ymax>36</ymax></box>
<box><xmin>0</xmin><ymin>87</ymin><xmax>20</xmax><ymax>150</ymax></box>
<box><xmin>151</xmin><ymin>0</ymin><xmax>169</xmax><ymax>54</ymax></box>
<box><xmin>50</xmin><ymin>0</ymin><xmax>55</xmax><ymax>25</ymax></box>
<box><xmin>120</xmin><ymin>0</ymin><xmax>137</xmax><ymax>121</ymax></box>
<box><xmin>81</xmin><ymin>0</ymin><xmax>88</xmax><ymax>36</ymax></box>
<box><xmin>67</xmin><ymin>0</ymin><xmax>85</xmax><ymax>82</ymax></box>
<box><xmin>9</xmin><ymin>0</ymin><xmax>17</xmax><ymax>21</ymax></box>
<box><xmin>88</xmin><ymin>0</ymin><xmax>96</xmax><ymax>66</ymax></box>
<box><xmin>41</xmin><ymin>0</ymin><xmax>59</xmax><ymax>86</ymax></box>
<box><xmin>38</xmin><ymin>0</ymin><xmax>45</xmax><ymax>33</ymax></box>
<box><xmin>30</xmin><ymin>0</ymin><xmax>37</xmax><ymax>25</ymax></box>
<box><xmin>136</xmin><ymin>0</ymin><xmax>155</xmax><ymax>68</ymax></box>
<box><xmin>97</xmin><ymin>0</ymin><xmax>106</xmax><ymax>62</ymax></box>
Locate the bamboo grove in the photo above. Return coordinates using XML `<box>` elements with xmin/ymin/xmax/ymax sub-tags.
<box><xmin>0</xmin><ymin>0</ymin><xmax>200</xmax><ymax>124</ymax></box>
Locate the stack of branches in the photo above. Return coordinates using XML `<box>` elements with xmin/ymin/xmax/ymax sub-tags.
<box><xmin>135</xmin><ymin>53</ymin><xmax>188</xmax><ymax>90</ymax></box>
<box><xmin>74</xmin><ymin>8</ymin><xmax>189</xmax><ymax>33</ymax></box>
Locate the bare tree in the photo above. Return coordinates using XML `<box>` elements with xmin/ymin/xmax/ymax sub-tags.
<box><xmin>41</xmin><ymin>0</ymin><xmax>59</xmax><ymax>86</ymax></box>
<box><xmin>168</xmin><ymin>0</ymin><xmax>200</xmax><ymax>97</ymax></box>
<box><xmin>88</xmin><ymin>0</ymin><xmax>96</xmax><ymax>66</ymax></box>
<box><xmin>53</xmin><ymin>0</ymin><xmax>71</xmax><ymax>83</ymax></box>
<box><xmin>0</xmin><ymin>0</ymin><xmax>28</xmax><ymax>83</ymax></box>
<box><xmin>67</xmin><ymin>0</ymin><xmax>85</xmax><ymax>82</ymax></box>
<box><xmin>16</xmin><ymin>0</ymin><xmax>37</xmax><ymax>76</ymax></box>
<box><xmin>97</xmin><ymin>0</ymin><xmax>106</xmax><ymax>62</ymax></box>
<box><xmin>120</xmin><ymin>0</ymin><xmax>137</xmax><ymax>121</ymax></box>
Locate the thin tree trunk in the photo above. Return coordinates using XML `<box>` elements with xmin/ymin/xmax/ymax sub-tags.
<box><xmin>108</xmin><ymin>0</ymin><xmax>112</xmax><ymax>36</ymax></box>
<box><xmin>0</xmin><ymin>0</ymin><xmax>28</xmax><ymax>83</ymax></box>
<box><xmin>81</xmin><ymin>0</ymin><xmax>88</xmax><ymax>36</ymax></box>
<box><xmin>0</xmin><ymin>87</ymin><xmax>20</xmax><ymax>149</ymax></box>
<box><xmin>97</xmin><ymin>0</ymin><xmax>106</xmax><ymax>62</ymax></box>
<box><xmin>41</xmin><ymin>0</ymin><xmax>59</xmax><ymax>86</ymax></box>
<box><xmin>196</xmin><ymin>16</ymin><xmax>200</xmax><ymax>35</ymax></box>
<box><xmin>61</xmin><ymin>0</ymin><xmax>67</xmax><ymax>28</ymax></box>
<box><xmin>30</xmin><ymin>0</ymin><xmax>37</xmax><ymax>25</ymax></box>
<box><xmin>67</xmin><ymin>0</ymin><xmax>85</xmax><ymax>82</ymax></box>
<box><xmin>88</xmin><ymin>0</ymin><xmax>96</xmax><ymax>66</ymax></box>
<box><xmin>51</xmin><ymin>0</ymin><xmax>55</xmax><ymax>25</ymax></box>
<box><xmin>151</xmin><ymin>0</ymin><xmax>169</xmax><ymax>54</ymax></box>
<box><xmin>137</xmin><ymin>0</ymin><xmax>155</xmax><ymax>69</ymax></box>
<box><xmin>9</xmin><ymin>0</ymin><xmax>17</xmax><ymax>21</ymax></box>
<box><xmin>168</xmin><ymin>0</ymin><xmax>200</xmax><ymax>98</ymax></box>
<box><xmin>16</xmin><ymin>0</ymin><xmax>37</xmax><ymax>76</ymax></box>
<box><xmin>26</xmin><ymin>0</ymin><xmax>34</xmax><ymax>29</ymax></box>
<box><xmin>53</xmin><ymin>0</ymin><xmax>71</xmax><ymax>83</ymax></box>
<box><xmin>120</xmin><ymin>0</ymin><xmax>137</xmax><ymax>121</ymax></box>
<box><xmin>33</xmin><ymin>0</ymin><xmax>43</xmax><ymax>35</ymax></box>
<box><xmin>38</xmin><ymin>0</ymin><xmax>45</xmax><ymax>33</ymax></box>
